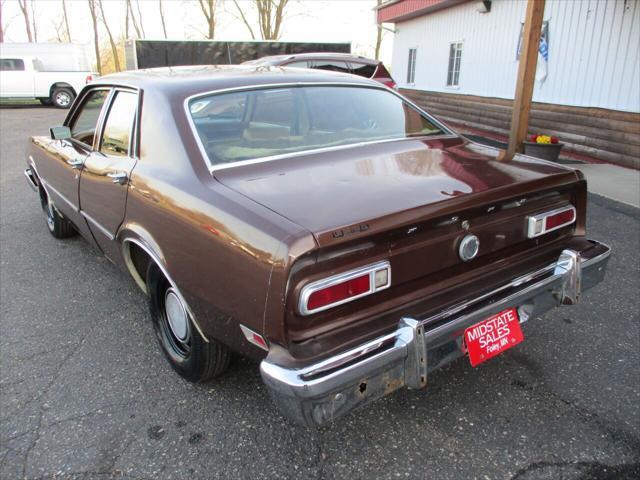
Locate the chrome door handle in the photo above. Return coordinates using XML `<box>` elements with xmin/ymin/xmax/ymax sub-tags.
<box><xmin>66</xmin><ymin>158</ymin><xmax>83</xmax><ymax>169</ymax></box>
<box><xmin>107</xmin><ymin>171</ymin><xmax>128</xmax><ymax>184</ymax></box>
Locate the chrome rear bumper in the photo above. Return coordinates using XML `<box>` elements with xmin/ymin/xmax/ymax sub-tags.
<box><xmin>261</xmin><ymin>240</ymin><xmax>611</xmax><ymax>426</ymax></box>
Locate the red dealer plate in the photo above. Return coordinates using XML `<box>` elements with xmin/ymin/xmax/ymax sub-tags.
<box><xmin>464</xmin><ymin>308</ymin><xmax>524</xmax><ymax>367</ymax></box>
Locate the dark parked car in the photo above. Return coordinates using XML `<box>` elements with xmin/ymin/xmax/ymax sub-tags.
<box><xmin>242</xmin><ymin>52</ymin><xmax>397</xmax><ymax>88</ymax></box>
<box><xmin>25</xmin><ymin>65</ymin><xmax>610</xmax><ymax>426</ymax></box>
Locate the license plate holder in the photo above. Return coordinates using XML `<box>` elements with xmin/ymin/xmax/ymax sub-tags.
<box><xmin>464</xmin><ymin>308</ymin><xmax>524</xmax><ymax>367</ymax></box>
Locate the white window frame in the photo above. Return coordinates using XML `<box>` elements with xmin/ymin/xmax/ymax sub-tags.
<box><xmin>446</xmin><ymin>41</ymin><xmax>463</xmax><ymax>88</ymax></box>
<box><xmin>406</xmin><ymin>47</ymin><xmax>417</xmax><ymax>85</ymax></box>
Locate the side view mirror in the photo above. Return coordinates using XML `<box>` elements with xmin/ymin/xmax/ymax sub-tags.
<box><xmin>50</xmin><ymin>126</ymin><xmax>71</xmax><ymax>140</ymax></box>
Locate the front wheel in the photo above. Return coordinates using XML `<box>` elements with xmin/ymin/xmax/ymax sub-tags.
<box><xmin>146</xmin><ymin>263</ymin><xmax>231</xmax><ymax>382</ymax></box>
<box><xmin>51</xmin><ymin>87</ymin><xmax>75</xmax><ymax>109</ymax></box>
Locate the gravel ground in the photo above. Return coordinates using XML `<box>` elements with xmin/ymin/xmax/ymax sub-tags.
<box><xmin>1</xmin><ymin>105</ymin><xmax>639</xmax><ymax>480</ymax></box>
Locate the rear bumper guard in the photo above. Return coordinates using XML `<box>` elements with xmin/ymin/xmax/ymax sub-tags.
<box><xmin>260</xmin><ymin>240</ymin><xmax>611</xmax><ymax>426</ymax></box>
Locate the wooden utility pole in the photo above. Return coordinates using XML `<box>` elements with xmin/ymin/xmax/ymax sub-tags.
<box><xmin>505</xmin><ymin>0</ymin><xmax>545</xmax><ymax>160</ymax></box>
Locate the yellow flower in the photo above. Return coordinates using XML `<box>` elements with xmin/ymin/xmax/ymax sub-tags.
<box><xmin>536</xmin><ymin>135</ymin><xmax>552</xmax><ymax>144</ymax></box>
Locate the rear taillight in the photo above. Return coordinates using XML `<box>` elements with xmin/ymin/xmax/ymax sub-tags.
<box><xmin>527</xmin><ymin>205</ymin><xmax>576</xmax><ymax>238</ymax></box>
<box><xmin>85</xmin><ymin>74</ymin><xmax>94</xmax><ymax>84</ymax></box>
<box><xmin>299</xmin><ymin>261</ymin><xmax>391</xmax><ymax>315</ymax></box>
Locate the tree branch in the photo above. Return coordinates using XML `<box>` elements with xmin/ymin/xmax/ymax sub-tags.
<box><xmin>232</xmin><ymin>0</ymin><xmax>255</xmax><ymax>40</ymax></box>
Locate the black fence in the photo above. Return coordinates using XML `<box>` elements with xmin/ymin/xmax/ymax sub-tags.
<box><xmin>125</xmin><ymin>40</ymin><xmax>351</xmax><ymax>70</ymax></box>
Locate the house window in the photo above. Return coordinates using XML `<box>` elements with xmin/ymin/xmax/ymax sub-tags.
<box><xmin>447</xmin><ymin>42</ymin><xmax>463</xmax><ymax>87</ymax></box>
<box><xmin>406</xmin><ymin>48</ymin><xmax>417</xmax><ymax>84</ymax></box>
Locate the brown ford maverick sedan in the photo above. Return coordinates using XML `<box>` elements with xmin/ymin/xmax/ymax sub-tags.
<box><xmin>25</xmin><ymin>66</ymin><xmax>610</xmax><ymax>426</ymax></box>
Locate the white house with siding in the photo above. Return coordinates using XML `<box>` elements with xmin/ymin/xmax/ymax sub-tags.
<box><xmin>377</xmin><ymin>0</ymin><xmax>640</xmax><ymax>168</ymax></box>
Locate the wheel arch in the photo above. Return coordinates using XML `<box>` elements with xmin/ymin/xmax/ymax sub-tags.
<box><xmin>119</xmin><ymin>231</ymin><xmax>210</xmax><ymax>343</ymax></box>
<box><xmin>49</xmin><ymin>82</ymin><xmax>76</xmax><ymax>97</ymax></box>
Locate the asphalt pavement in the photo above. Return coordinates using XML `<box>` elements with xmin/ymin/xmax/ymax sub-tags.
<box><xmin>1</xmin><ymin>106</ymin><xmax>639</xmax><ymax>480</ymax></box>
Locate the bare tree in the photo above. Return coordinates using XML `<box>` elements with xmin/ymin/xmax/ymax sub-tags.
<box><xmin>62</xmin><ymin>0</ymin><xmax>71</xmax><ymax>42</ymax></box>
<box><xmin>87</xmin><ymin>0</ymin><xmax>101</xmax><ymax>74</ymax></box>
<box><xmin>124</xmin><ymin>1</ymin><xmax>129</xmax><ymax>39</ymax></box>
<box><xmin>0</xmin><ymin>0</ymin><xmax>19</xmax><ymax>43</ymax></box>
<box><xmin>52</xmin><ymin>16</ymin><xmax>65</xmax><ymax>42</ymax></box>
<box><xmin>135</xmin><ymin>0</ymin><xmax>146</xmax><ymax>38</ymax></box>
<box><xmin>0</xmin><ymin>0</ymin><xmax>5</xmax><ymax>42</ymax></box>
<box><xmin>159</xmin><ymin>0</ymin><xmax>168</xmax><ymax>39</ymax></box>
<box><xmin>233</xmin><ymin>0</ymin><xmax>289</xmax><ymax>40</ymax></box>
<box><xmin>29</xmin><ymin>0</ymin><xmax>37</xmax><ymax>42</ymax></box>
<box><xmin>98</xmin><ymin>0</ymin><xmax>120</xmax><ymax>71</ymax></box>
<box><xmin>374</xmin><ymin>0</ymin><xmax>383</xmax><ymax>60</ymax></box>
<box><xmin>232</xmin><ymin>0</ymin><xmax>255</xmax><ymax>40</ymax></box>
<box><xmin>197</xmin><ymin>0</ymin><xmax>216</xmax><ymax>39</ymax></box>
<box><xmin>126</xmin><ymin>0</ymin><xmax>142</xmax><ymax>38</ymax></box>
<box><xmin>17</xmin><ymin>0</ymin><xmax>33</xmax><ymax>42</ymax></box>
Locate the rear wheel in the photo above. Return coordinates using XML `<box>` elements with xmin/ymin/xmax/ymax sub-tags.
<box><xmin>146</xmin><ymin>263</ymin><xmax>231</xmax><ymax>382</ymax></box>
<box><xmin>51</xmin><ymin>87</ymin><xmax>75</xmax><ymax>109</ymax></box>
<box><xmin>38</xmin><ymin>185</ymin><xmax>76</xmax><ymax>238</ymax></box>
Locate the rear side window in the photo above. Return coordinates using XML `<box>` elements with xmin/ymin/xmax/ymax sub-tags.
<box><xmin>350</xmin><ymin>63</ymin><xmax>376</xmax><ymax>78</ymax></box>
<box><xmin>0</xmin><ymin>58</ymin><xmax>25</xmax><ymax>71</ymax></box>
<box><xmin>308</xmin><ymin>60</ymin><xmax>351</xmax><ymax>73</ymax></box>
<box><xmin>69</xmin><ymin>90</ymin><xmax>109</xmax><ymax>147</ymax></box>
<box><xmin>189</xmin><ymin>86</ymin><xmax>443</xmax><ymax>167</ymax></box>
<box><xmin>100</xmin><ymin>91</ymin><xmax>138</xmax><ymax>157</ymax></box>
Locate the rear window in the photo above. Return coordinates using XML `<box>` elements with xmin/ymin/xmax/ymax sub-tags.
<box><xmin>350</xmin><ymin>63</ymin><xmax>376</xmax><ymax>78</ymax></box>
<box><xmin>188</xmin><ymin>86</ymin><xmax>443</xmax><ymax>167</ymax></box>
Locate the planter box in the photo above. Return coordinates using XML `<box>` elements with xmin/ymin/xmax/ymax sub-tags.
<box><xmin>523</xmin><ymin>141</ymin><xmax>564</xmax><ymax>162</ymax></box>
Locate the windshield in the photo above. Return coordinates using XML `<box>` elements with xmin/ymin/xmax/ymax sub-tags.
<box><xmin>188</xmin><ymin>85</ymin><xmax>444</xmax><ymax>167</ymax></box>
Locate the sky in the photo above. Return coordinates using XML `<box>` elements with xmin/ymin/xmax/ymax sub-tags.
<box><xmin>0</xmin><ymin>0</ymin><xmax>393</xmax><ymax>64</ymax></box>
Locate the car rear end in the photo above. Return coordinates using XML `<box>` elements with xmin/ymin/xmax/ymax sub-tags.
<box><xmin>260</xmin><ymin>169</ymin><xmax>609</xmax><ymax>426</ymax></box>
<box><xmin>184</xmin><ymin>79</ymin><xmax>610</xmax><ymax>426</ymax></box>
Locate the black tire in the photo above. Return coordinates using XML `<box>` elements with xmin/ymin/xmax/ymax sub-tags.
<box><xmin>51</xmin><ymin>87</ymin><xmax>75</xmax><ymax>109</ymax></box>
<box><xmin>39</xmin><ymin>185</ymin><xmax>76</xmax><ymax>238</ymax></box>
<box><xmin>146</xmin><ymin>263</ymin><xmax>231</xmax><ymax>382</ymax></box>
<box><xmin>39</xmin><ymin>98</ymin><xmax>53</xmax><ymax>106</ymax></box>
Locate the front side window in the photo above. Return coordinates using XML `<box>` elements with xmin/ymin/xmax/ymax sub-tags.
<box><xmin>189</xmin><ymin>86</ymin><xmax>444</xmax><ymax>167</ymax></box>
<box><xmin>407</xmin><ymin>48</ymin><xmax>417</xmax><ymax>84</ymax></box>
<box><xmin>100</xmin><ymin>91</ymin><xmax>138</xmax><ymax>157</ymax></box>
<box><xmin>69</xmin><ymin>89</ymin><xmax>109</xmax><ymax>147</ymax></box>
<box><xmin>447</xmin><ymin>42</ymin><xmax>463</xmax><ymax>87</ymax></box>
<box><xmin>0</xmin><ymin>58</ymin><xmax>25</xmax><ymax>71</ymax></box>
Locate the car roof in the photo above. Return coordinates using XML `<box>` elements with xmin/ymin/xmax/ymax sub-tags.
<box><xmin>91</xmin><ymin>65</ymin><xmax>381</xmax><ymax>99</ymax></box>
<box><xmin>244</xmin><ymin>52</ymin><xmax>379</xmax><ymax>65</ymax></box>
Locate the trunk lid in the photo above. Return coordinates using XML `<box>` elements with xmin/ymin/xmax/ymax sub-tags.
<box><xmin>215</xmin><ymin>136</ymin><xmax>579</xmax><ymax>246</ymax></box>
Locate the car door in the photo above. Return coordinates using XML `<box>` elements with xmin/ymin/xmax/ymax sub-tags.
<box><xmin>36</xmin><ymin>88</ymin><xmax>110</xmax><ymax>227</ymax></box>
<box><xmin>78</xmin><ymin>88</ymin><xmax>139</xmax><ymax>263</ymax></box>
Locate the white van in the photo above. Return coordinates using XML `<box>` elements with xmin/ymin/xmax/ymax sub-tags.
<box><xmin>0</xmin><ymin>43</ymin><xmax>98</xmax><ymax>108</ymax></box>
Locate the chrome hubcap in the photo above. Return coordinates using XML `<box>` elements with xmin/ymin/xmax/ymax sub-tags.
<box><xmin>55</xmin><ymin>92</ymin><xmax>71</xmax><ymax>106</ymax></box>
<box><xmin>165</xmin><ymin>288</ymin><xmax>190</xmax><ymax>342</ymax></box>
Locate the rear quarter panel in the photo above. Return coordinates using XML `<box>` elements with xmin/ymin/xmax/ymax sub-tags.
<box><xmin>120</xmin><ymin>88</ymin><xmax>312</xmax><ymax>358</ymax></box>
